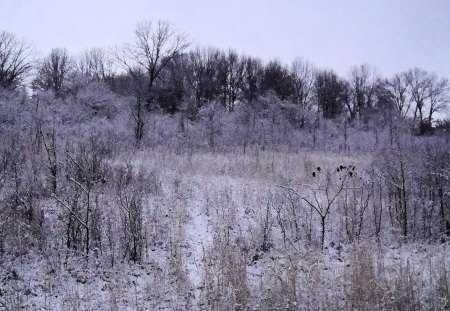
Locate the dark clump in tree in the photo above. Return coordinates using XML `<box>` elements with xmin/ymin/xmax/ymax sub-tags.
<box><xmin>260</xmin><ymin>60</ymin><xmax>294</xmax><ymax>101</ymax></box>
<box><xmin>315</xmin><ymin>70</ymin><xmax>348</xmax><ymax>119</ymax></box>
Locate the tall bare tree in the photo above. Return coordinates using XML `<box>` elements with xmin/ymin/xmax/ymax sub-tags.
<box><xmin>0</xmin><ymin>31</ymin><xmax>33</xmax><ymax>89</ymax></box>
<box><xmin>116</xmin><ymin>20</ymin><xmax>189</xmax><ymax>139</ymax></box>
<box><xmin>382</xmin><ymin>73</ymin><xmax>411</xmax><ymax>119</ymax></box>
<box><xmin>405</xmin><ymin>68</ymin><xmax>433</xmax><ymax>131</ymax></box>
<box><xmin>290</xmin><ymin>58</ymin><xmax>316</xmax><ymax>128</ymax></box>
<box><xmin>218</xmin><ymin>50</ymin><xmax>245</xmax><ymax>110</ymax></box>
<box><xmin>186</xmin><ymin>47</ymin><xmax>223</xmax><ymax>110</ymax></box>
<box><xmin>427</xmin><ymin>76</ymin><xmax>449</xmax><ymax>126</ymax></box>
<box><xmin>32</xmin><ymin>48</ymin><xmax>74</xmax><ymax>96</ymax></box>
<box><xmin>116</xmin><ymin>20</ymin><xmax>189</xmax><ymax>103</ymax></box>
<box><xmin>347</xmin><ymin>64</ymin><xmax>378</xmax><ymax>122</ymax></box>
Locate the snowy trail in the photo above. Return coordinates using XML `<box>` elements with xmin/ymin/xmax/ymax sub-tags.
<box><xmin>185</xmin><ymin>188</ymin><xmax>212</xmax><ymax>305</ymax></box>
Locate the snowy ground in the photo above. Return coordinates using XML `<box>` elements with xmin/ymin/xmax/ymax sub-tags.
<box><xmin>184</xmin><ymin>177</ymin><xmax>213</xmax><ymax>307</ymax></box>
<box><xmin>1</xmin><ymin>149</ymin><xmax>449</xmax><ymax>310</ymax></box>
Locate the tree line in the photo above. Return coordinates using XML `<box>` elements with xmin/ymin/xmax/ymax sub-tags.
<box><xmin>1</xmin><ymin>20</ymin><xmax>449</xmax><ymax>140</ymax></box>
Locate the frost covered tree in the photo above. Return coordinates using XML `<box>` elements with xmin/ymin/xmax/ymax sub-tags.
<box><xmin>282</xmin><ymin>165</ymin><xmax>353</xmax><ymax>248</ymax></box>
<box><xmin>53</xmin><ymin>141</ymin><xmax>109</xmax><ymax>256</ymax></box>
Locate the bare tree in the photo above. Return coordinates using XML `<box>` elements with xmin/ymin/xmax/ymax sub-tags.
<box><xmin>53</xmin><ymin>142</ymin><xmax>109</xmax><ymax>256</ymax></box>
<box><xmin>115</xmin><ymin>164</ymin><xmax>145</xmax><ymax>263</ymax></box>
<box><xmin>241</xmin><ymin>55</ymin><xmax>263</xmax><ymax>102</ymax></box>
<box><xmin>342</xmin><ymin>170</ymin><xmax>372</xmax><ymax>243</ymax></box>
<box><xmin>427</xmin><ymin>76</ymin><xmax>449</xmax><ymax>126</ymax></box>
<box><xmin>42</xmin><ymin>125</ymin><xmax>58</xmax><ymax>193</ymax></box>
<box><xmin>383</xmin><ymin>140</ymin><xmax>414</xmax><ymax>238</ymax></box>
<box><xmin>32</xmin><ymin>48</ymin><xmax>74</xmax><ymax>96</ymax></box>
<box><xmin>200</xmin><ymin>101</ymin><xmax>224</xmax><ymax>153</ymax></box>
<box><xmin>116</xmin><ymin>20</ymin><xmax>189</xmax><ymax>139</ymax></box>
<box><xmin>347</xmin><ymin>64</ymin><xmax>378</xmax><ymax>122</ymax></box>
<box><xmin>281</xmin><ymin>165</ymin><xmax>352</xmax><ymax>249</ymax></box>
<box><xmin>383</xmin><ymin>73</ymin><xmax>411</xmax><ymax>119</ymax></box>
<box><xmin>77</xmin><ymin>47</ymin><xmax>115</xmax><ymax>84</ymax></box>
<box><xmin>186</xmin><ymin>47</ymin><xmax>224</xmax><ymax>114</ymax></box>
<box><xmin>218</xmin><ymin>50</ymin><xmax>245</xmax><ymax>110</ymax></box>
<box><xmin>405</xmin><ymin>68</ymin><xmax>433</xmax><ymax>132</ymax></box>
<box><xmin>419</xmin><ymin>141</ymin><xmax>450</xmax><ymax>239</ymax></box>
<box><xmin>260</xmin><ymin>60</ymin><xmax>294</xmax><ymax>100</ymax></box>
<box><xmin>0</xmin><ymin>31</ymin><xmax>34</xmax><ymax>89</ymax></box>
<box><xmin>315</xmin><ymin>69</ymin><xmax>347</xmax><ymax>119</ymax></box>
<box><xmin>403</xmin><ymin>69</ymin><xmax>449</xmax><ymax>133</ymax></box>
<box><xmin>116</xmin><ymin>20</ymin><xmax>189</xmax><ymax>105</ymax></box>
<box><xmin>291</xmin><ymin>58</ymin><xmax>316</xmax><ymax>128</ymax></box>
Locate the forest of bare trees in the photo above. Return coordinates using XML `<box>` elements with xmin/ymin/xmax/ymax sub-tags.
<box><xmin>0</xmin><ymin>21</ymin><xmax>449</xmax><ymax>310</ymax></box>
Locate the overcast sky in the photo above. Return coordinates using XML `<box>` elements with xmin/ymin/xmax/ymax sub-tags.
<box><xmin>1</xmin><ymin>0</ymin><xmax>449</xmax><ymax>78</ymax></box>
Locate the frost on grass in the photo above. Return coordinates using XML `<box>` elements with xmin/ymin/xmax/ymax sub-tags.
<box><xmin>1</xmin><ymin>148</ymin><xmax>449</xmax><ymax>310</ymax></box>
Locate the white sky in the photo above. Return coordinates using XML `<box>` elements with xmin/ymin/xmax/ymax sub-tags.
<box><xmin>1</xmin><ymin>0</ymin><xmax>449</xmax><ymax>79</ymax></box>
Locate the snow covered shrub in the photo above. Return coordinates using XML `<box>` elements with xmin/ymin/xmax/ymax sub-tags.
<box><xmin>54</xmin><ymin>139</ymin><xmax>110</xmax><ymax>257</ymax></box>
<box><xmin>114</xmin><ymin>163</ymin><xmax>161</xmax><ymax>263</ymax></box>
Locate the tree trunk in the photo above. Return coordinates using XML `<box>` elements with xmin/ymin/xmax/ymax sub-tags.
<box><xmin>321</xmin><ymin>215</ymin><xmax>326</xmax><ymax>250</ymax></box>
